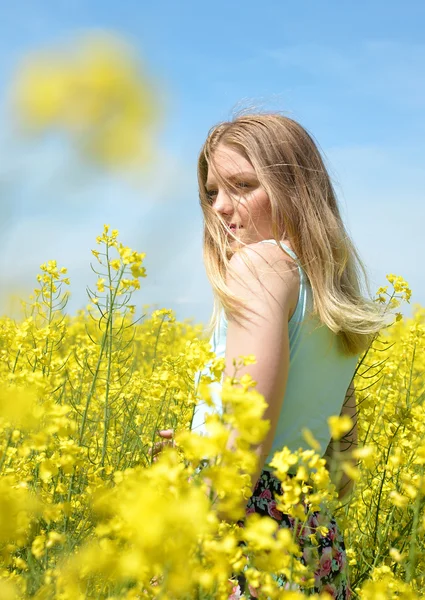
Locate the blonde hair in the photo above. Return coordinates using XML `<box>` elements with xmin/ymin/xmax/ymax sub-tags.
<box><xmin>198</xmin><ymin>111</ymin><xmax>387</xmax><ymax>356</ymax></box>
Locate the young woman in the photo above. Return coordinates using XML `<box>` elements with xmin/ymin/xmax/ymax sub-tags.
<box><xmin>156</xmin><ymin>113</ymin><xmax>386</xmax><ymax>598</ymax></box>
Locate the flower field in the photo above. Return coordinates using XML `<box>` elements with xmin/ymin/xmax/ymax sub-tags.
<box><xmin>0</xmin><ymin>225</ymin><xmax>423</xmax><ymax>599</ymax></box>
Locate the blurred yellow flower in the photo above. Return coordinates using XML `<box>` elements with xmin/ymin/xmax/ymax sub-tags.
<box><xmin>11</xmin><ymin>31</ymin><xmax>162</xmax><ymax>168</ymax></box>
<box><xmin>302</xmin><ymin>427</ymin><xmax>322</xmax><ymax>452</ymax></box>
<box><xmin>328</xmin><ymin>414</ymin><xmax>353</xmax><ymax>441</ymax></box>
<box><xmin>389</xmin><ymin>490</ymin><xmax>409</xmax><ymax>509</ymax></box>
<box><xmin>0</xmin><ymin>384</ymin><xmax>39</xmax><ymax>430</ymax></box>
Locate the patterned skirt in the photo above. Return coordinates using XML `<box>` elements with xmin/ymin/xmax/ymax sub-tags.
<box><xmin>228</xmin><ymin>469</ymin><xmax>352</xmax><ymax>599</ymax></box>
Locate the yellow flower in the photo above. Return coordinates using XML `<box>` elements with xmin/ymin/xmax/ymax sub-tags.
<box><xmin>328</xmin><ymin>414</ymin><xmax>353</xmax><ymax>441</ymax></box>
<box><xmin>414</xmin><ymin>445</ymin><xmax>425</xmax><ymax>465</ymax></box>
<box><xmin>31</xmin><ymin>534</ymin><xmax>46</xmax><ymax>559</ymax></box>
<box><xmin>269</xmin><ymin>446</ymin><xmax>299</xmax><ymax>476</ymax></box>
<box><xmin>242</xmin><ymin>512</ymin><xmax>278</xmax><ymax>551</ymax></box>
<box><xmin>39</xmin><ymin>458</ymin><xmax>59</xmax><ymax>482</ymax></box>
<box><xmin>241</xmin><ymin>354</ymin><xmax>257</xmax><ymax>366</ymax></box>
<box><xmin>341</xmin><ymin>461</ymin><xmax>360</xmax><ymax>481</ymax></box>
<box><xmin>109</xmin><ymin>259</ymin><xmax>121</xmax><ymax>271</ymax></box>
<box><xmin>352</xmin><ymin>445</ymin><xmax>376</xmax><ymax>469</ymax></box>
<box><xmin>97</xmin><ymin>278</ymin><xmax>105</xmax><ymax>292</ymax></box>
<box><xmin>302</xmin><ymin>428</ymin><xmax>322</xmax><ymax>452</ymax></box>
<box><xmin>12</xmin><ymin>33</ymin><xmax>161</xmax><ymax>168</ymax></box>
<box><xmin>389</xmin><ymin>491</ymin><xmax>409</xmax><ymax>508</ymax></box>
<box><xmin>0</xmin><ymin>384</ymin><xmax>39</xmax><ymax>430</ymax></box>
<box><xmin>131</xmin><ymin>263</ymin><xmax>147</xmax><ymax>279</ymax></box>
<box><xmin>1</xmin><ymin>580</ymin><xmax>23</xmax><ymax>599</ymax></box>
<box><xmin>46</xmin><ymin>531</ymin><xmax>66</xmax><ymax>548</ymax></box>
<box><xmin>389</xmin><ymin>547</ymin><xmax>404</xmax><ymax>563</ymax></box>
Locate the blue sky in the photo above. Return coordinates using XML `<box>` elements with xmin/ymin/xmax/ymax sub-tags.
<box><xmin>0</xmin><ymin>0</ymin><xmax>424</xmax><ymax>326</ymax></box>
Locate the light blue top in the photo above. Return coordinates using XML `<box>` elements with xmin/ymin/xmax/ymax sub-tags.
<box><xmin>191</xmin><ymin>239</ymin><xmax>360</xmax><ymax>469</ymax></box>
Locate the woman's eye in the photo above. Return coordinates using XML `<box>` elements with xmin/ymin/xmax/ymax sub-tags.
<box><xmin>235</xmin><ymin>182</ymin><xmax>253</xmax><ymax>193</ymax></box>
<box><xmin>205</xmin><ymin>182</ymin><xmax>251</xmax><ymax>201</ymax></box>
<box><xmin>206</xmin><ymin>190</ymin><xmax>217</xmax><ymax>201</ymax></box>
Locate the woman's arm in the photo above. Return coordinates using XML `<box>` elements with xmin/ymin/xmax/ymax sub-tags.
<box><xmin>222</xmin><ymin>242</ymin><xmax>299</xmax><ymax>498</ymax></box>
<box><xmin>324</xmin><ymin>380</ymin><xmax>358</xmax><ymax>500</ymax></box>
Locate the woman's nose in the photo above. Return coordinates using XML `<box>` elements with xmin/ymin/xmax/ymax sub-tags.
<box><xmin>212</xmin><ymin>189</ymin><xmax>234</xmax><ymax>216</ymax></box>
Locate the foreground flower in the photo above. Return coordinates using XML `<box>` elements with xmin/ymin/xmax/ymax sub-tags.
<box><xmin>11</xmin><ymin>30</ymin><xmax>162</xmax><ymax>168</ymax></box>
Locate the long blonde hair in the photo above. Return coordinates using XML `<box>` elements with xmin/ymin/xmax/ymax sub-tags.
<box><xmin>198</xmin><ymin>112</ymin><xmax>387</xmax><ymax>356</ymax></box>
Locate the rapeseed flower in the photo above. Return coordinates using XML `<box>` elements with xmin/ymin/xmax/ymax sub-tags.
<box><xmin>11</xmin><ymin>31</ymin><xmax>162</xmax><ymax>168</ymax></box>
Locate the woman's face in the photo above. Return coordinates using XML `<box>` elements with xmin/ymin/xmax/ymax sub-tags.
<box><xmin>205</xmin><ymin>144</ymin><xmax>277</xmax><ymax>248</ymax></box>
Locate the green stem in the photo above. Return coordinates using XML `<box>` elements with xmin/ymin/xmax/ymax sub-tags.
<box><xmin>406</xmin><ymin>485</ymin><xmax>423</xmax><ymax>583</ymax></box>
<box><xmin>0</xmin><ymin>429</ymin><xmax>13</xmax><ymax>474</ymax></box>
<box><xmin>12</xmin><ymin>348</ymin><xmax>21</xmax><ymax>373</ymax></box>
<box><xmin>116</xmin><ymin>391</ymin><xmax>141</xmax><ymax>470</ymax></box>
<box><xmin>78</xmin><ymin>332</ymin><xmax>108</xmax><ymax>446</ymax></box>
<box><xmin>151</xmin><ymin>315</ymin><xmax>166</xmax><ymax>374</ymax></box>
<box><xmin>80</xmin><ymin>242</ymin><xmax>124</xmax><ymax>446</ymax></box>
<box><xmin>41</xmin><ymin>274</ymin><xmax>54</xmax><ymax>377</ymax></box>
<box><xmin>370</xmin><ymin>505</ymin><xmax>396</xmax><ymax>572</ymax></box>
<box><xmin>62</xmin><ymin>465</ymin><xmax>77</xmax><ymax>534</ymax></box>
<box><xmin>100</xmin><ymin>248</ymin><xmax>125</xmax><ymax>467</ymax></box>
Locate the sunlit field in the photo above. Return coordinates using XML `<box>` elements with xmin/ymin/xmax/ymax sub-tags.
<box><xmin>0</xmin><ymin>225</ymin><xmax>423</xmax><ymax>599</ymax></box>
<box><xmin>1</xmin><ymin>32</ymin><xmax>424</xmax><ymax>600</ymax></box>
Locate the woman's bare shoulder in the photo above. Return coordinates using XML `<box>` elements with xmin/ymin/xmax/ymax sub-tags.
<box><xmin>228</xmin><ymin>240</ymin><xmax>300</xmax><ymax>316</ymax></box>
<box><xmin>231</xmin><ymin>238</ymin><xmax>298</xmax><ymax>269</ymax></box>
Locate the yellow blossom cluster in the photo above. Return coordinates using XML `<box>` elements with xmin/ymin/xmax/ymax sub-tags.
<box><xmin>89</xmin><ymin>224</ymin><xmax>147</xmax><ymax>304</ymax></box>
<box><xmin>0</xmin><ymin>228</ymin><xmax>423</xmax><ymax>599</ymax></box>
<box><xmin>342</xmin><ymin>297</ymin><xmax>425</xmax><ymax>597</ymax></box>
<box><xmin>10</xmin><ymin>31</ymin><xmax>161</xmax><ymax>168</ymax></box>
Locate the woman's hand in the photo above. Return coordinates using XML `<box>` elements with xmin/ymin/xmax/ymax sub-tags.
<box><xmin>150</xmin><ymin>429</ymin><xmax>175</xmax><ymax>462</ymax></box>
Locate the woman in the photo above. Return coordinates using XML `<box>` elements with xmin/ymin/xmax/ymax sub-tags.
<box><xmin>155</xmin><ymin>113</ymin><xmax>385</xmax><ymax>598</ymax></box>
